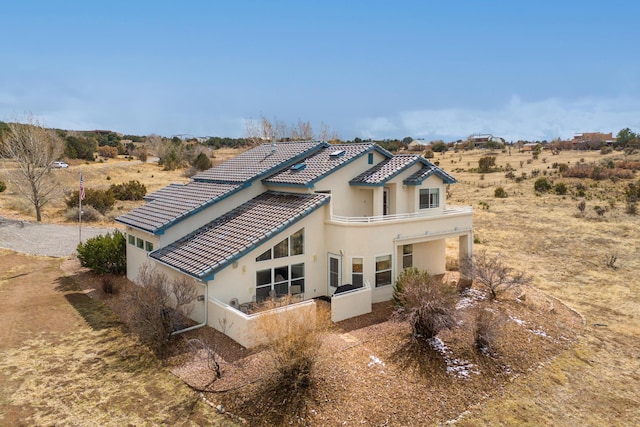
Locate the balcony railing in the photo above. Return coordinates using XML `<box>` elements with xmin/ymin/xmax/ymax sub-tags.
<box><xmin>330</xmin><ymin>206</ymin><xmax>473</xmax><ymax>224</ymax></box>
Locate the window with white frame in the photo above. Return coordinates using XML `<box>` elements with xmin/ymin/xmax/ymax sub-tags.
<box><xmin>256</xmin><ymin>228</ymin><xmax>304</xmax><ymax>262</ymax></box>
<box><xmin>375</xmin><ymin>254</ymin><xmax>392</xmax><ymax>287</ymax></box>
<box><xmin>255</xmin><ymin>263</ymin><xmax>305</xmax><ymax>302</ymax></box>
<box><xmin>352</xmin><ymin>257</ymin><xmax>363</xmax><ymax>287</ymax></box>
<box><xmin>419</xmin><ymin>188</ymin><xmax>440</xmax><ymax>209</ymax></box>
<box><xmin>402</xmin><ymin>244</ymin><xmax>413</xmax><ymax>269</ymax></box>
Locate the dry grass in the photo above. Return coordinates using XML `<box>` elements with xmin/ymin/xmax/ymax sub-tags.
<box><xmin>2</xmin><ymin>146</ymin><xmax>639</xmax><ymax>425</ymax></box>
<box><xmin>0</xmin><ymin>251</ymin><xmax>231</xmax><ymax>426</ymax></box>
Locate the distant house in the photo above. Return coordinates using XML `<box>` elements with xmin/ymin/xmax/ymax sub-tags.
<box><xmin>572</xmin><ymin>132</ymin><xmax>613</xmax><ymax>149</ymax></box>
<box><xmin>407</xmin><ymin>139</ymin><xmax>425</xmax><ymax>151</ymax></box>
<box><xmin>116</xmin><ymin>141</ymin><xmax>474</xmax><ymax>347</ymax></box>
<box><xmin>469</xmin><ymin>134</ymin><xmax>504</xmax><ymax>148</ymax></box>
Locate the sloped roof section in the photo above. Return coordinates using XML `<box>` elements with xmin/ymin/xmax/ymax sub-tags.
<box><xmin>263</xmin><ymin>143</ymin><xmax>379</xmax><ymax>187</ymax></box>
<box><xmin>115</xmin><ymin>181</ymin><xmax>242</xmax><ymax>233</ymax></box>
<box><xmin>349</xmin><ymin>154</ymin><xmax>422</xmax><ymax>186</ymax></box>
<box><xmin>193</xmin><ymin>141</ymin><xmax>326</xmax><ymax>183</ymax></box>
<box><xmin>150</xmin><ymin>191</ymin><xmax>329</xmax><ymax>280</ymax></box>
<box><xmin>403</xmin><ymin>163</ymin><xmax>457</xmax><ymax>185</ymax></box>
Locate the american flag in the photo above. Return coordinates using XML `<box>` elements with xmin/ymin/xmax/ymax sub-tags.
<box><xmin>79</xmin><ymin>174</ymin><xmax>85</xmax><ymax>201</ymax></box>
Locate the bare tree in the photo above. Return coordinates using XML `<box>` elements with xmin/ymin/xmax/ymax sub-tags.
<box><xmin>461</xmin><ymin>251</ymin><xmax>530</xmax><ymax>300</ymax></box>
<box><xmin>0</xmin><ymin>115</ymin><xmax>63</xmax><ymax>221</ymax></box>
<box><xmin>123</xmin><ymin>264</ymin><xmax>198</xmax><ymax>354</ymax></box>
<box><xmin>318</xmin><ymin>121</ymin><xmax>340</xmax><ymax>142</ymax></box>
<box><xmin>290</xmin><ymin>119</ymin><xmax>314</xmax><ymax>141</ymax></box>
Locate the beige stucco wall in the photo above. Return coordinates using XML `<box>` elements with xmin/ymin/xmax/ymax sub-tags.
<box><xmin>124</xmin><ymin>227</ymin><xmax>159</xmax><ymax>281</ymax></box>
<box><xmin>203</xmin><ymin>205</ymin><xmax>328</xmax><ymax>307</ymax></box>
<box><xmin>331</xmin><ymin>286</ymin><xmax>372</xmax><ymax>322</ymax></box>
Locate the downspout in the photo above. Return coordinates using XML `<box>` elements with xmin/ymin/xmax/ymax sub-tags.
<box><xmin>171</xmin><ymin>280</ymin><xmax>208</xmax><ymax>335</ymax></box>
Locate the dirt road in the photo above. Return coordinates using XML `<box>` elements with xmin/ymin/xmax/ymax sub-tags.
<box><xmin>0</xmin><ymin>216</ymin><xmax>116</xmax><ymax>257</ymax></box>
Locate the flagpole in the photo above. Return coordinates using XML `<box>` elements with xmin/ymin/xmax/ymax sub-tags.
<box><xmin>79</xmin><ymin>172</ymin><xmax>83</xmax><ymax>244</ymax></box>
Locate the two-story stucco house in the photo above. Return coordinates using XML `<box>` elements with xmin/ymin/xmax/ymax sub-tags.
<box><xmin>116</xmin><ymin>141</ymin><xmax>473</xmax><ymax>347</ymax></box>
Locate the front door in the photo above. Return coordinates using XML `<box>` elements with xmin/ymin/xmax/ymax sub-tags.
<box><xmin>328</xmin><ymin>253</ymin><xmax>342</xmax><ymax>295</ymax></box>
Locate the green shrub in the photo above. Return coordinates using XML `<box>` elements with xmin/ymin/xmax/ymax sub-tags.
<box><xmin>76</xmin><ymin>230</ymin><xmax>126</xmax><ymax>275</ymax></box>
<box><xmin>478</xmin><ymin>155</ymin><xmax>496</xmax><ymax>173</ymax></box>
<box><xmin>192</xmin><ymin>152</ymin><xmax>212</xmax><ymax>171</ymax></box>
<box><xmin>534</xmin><ymin>177</ymin><xmax>552</xmax><ymax>193</ymax></box>
<box><xmin>494</xmin><ymin>187</ymin><xmax>508</xmax><ymax>198</ymax></box>
<box><xmin>0</xmin><ymin>180</ymin><xmax>6</xmax><ymax>192</ymax></box>
<box><xmin>110</xmin><ymin>180</ymin><xmax>147</xmax><ymax>201</ymax></box>
<box><xmin>554</xmin><ymin>182</ymin><xmax>567</xmax><ymax>195</ymax></box>
<box><xmin>66</xmin><ymin>188</ymin><xmax>115</xmax><ymax>214</ymax></box>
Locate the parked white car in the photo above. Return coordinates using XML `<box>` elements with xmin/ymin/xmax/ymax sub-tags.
<box><xmin>52</xmin><ymin>161</ymin><xmax>69</xmax><ymax>168</ymax></box>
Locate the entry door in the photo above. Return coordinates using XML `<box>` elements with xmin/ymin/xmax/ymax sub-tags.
<box><xmin>328</xmin><ymin>253</ymin><xmax>342</xmax><ymax>294</ymax></box>
<box><xmin>383</xmin><ymin>187</ymin><xmax>390</xmax><ymax>215</ymax></box>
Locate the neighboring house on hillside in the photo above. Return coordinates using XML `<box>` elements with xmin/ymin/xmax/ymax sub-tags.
<box><xmin>572</xmin><ymin>132</ymin><xmax>614</xmax><ymax>149</ymax></box>
<box><xmin>116</xmin><ymin>141</ymin><xmax>474</xmax><ymax>347</ymax></box>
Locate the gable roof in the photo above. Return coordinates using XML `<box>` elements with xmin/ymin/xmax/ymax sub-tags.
<box><xmin>403</xmin><ymin>163</ymin><xmax>457</xmax><ymax>185</ymax></box>
<box><xmin>263</xmin><ymin>143</ymin><xmax>391</xmax><ymax>187</ymax></box>
<box><xmin>192</xmin><ymin>141</ymin><xmax>327</xmax><ymax>184</ymax></box>
<box><xmin>115</xmin><ymin>181</ymin><xmax>243</xmax><ymax>233</ymax></box>
<box><xmin>349</xmin><ymin>154</ymin><xmax>421</xmax><ymax>186</ymax></box>
<box><xmin>350</xmin><ymin>154</ymin><xmax>457</xmax><ymax>186</ymax></box>
<box><xmin>150</xmin><ymin>191</ymin><xmax>329</xmax><ymax>280</ymax></box>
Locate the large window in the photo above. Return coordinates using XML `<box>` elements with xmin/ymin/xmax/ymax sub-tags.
<box><xmin>255</xmin><ymin>263</ymin><xmax>305</xmax><ymax>302</ymax></box>
<box><xmin>256</xmin><ymin>228</ymin><xmax>304</xmax><ymax>262</ymax></box>
<box><xmin>375</xmin><ymin>254</ymin><xmax>392</xmax><ymax>287</ymax></box>
<box><xmin>419</xmin><ymin>188</ymin><xmax>440</xmax><ymax>209</ymax></box>
<box><xmin>352</xmin><ymin>257</ymin><xmax>363</xmax><ymax>287</ymax></box>
<box><xmin>402</xmin><ymin>245</ymin><xmax>413</xmax><ymax>269</ymax></box>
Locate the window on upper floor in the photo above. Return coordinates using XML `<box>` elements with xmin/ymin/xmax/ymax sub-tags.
<box><xmin>128</xmin><ymin>234</ymin><xmax>135</xmax><ymax>245</ymax></box>
<box><xmin>419</xmin><ymin>188</ymin><xmax>440</xmax><ymax>209</ymax></box>
<box><xmin>256</xmin><ymin>228</ymin><xmax>304</xmax><ymax>262</ymax></box>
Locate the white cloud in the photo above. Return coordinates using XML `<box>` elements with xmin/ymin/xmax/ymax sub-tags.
<box><xmin>358</xmin><ymin>96</ymin><xmax>640</xmax><ymax>141</ymax></box>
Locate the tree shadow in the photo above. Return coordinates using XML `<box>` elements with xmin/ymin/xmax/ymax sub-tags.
<box><xmin>54</xmin><ymin>275</ymin><xmax>125</xmax><ymax>332</ymax></box>
<box><xmin>389</xmin><ymin>338</ymin><xmax>449</xmax><ymax>380</ymax></box>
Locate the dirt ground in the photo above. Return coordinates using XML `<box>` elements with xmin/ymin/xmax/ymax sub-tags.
<box><xmin>0</xmin><ymin>250</ymin><xmax>232</xmax><ymax>426</ymax></box>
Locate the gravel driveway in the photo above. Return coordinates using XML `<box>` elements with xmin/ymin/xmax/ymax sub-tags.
<box><xmin>0</xmin><ymin>217</ymin><xmax>117</xmax><ymax>257</ymax></box>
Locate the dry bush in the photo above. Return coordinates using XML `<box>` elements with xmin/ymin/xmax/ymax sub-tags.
<box><xmin>65</xmin><ymin>206</ymin><xmax>102</xmax><ymax>222</ymax></box>
<box><xmin>392</xmin><ymin>267</ymin><xmax>457</xmax><ymax>340</ymax></box>
<box><xmin>563</xmin><ymin>164</ymin><xmax>634</xmax><ymax>180</ymax></box>
<box><xmin>462</xmin><ymin>251</ymin><xmax>531</xmax><ymax>300</ymax></box>
<box><xmin>97</xmin><ymin>145</ymin><xmax>118</xmax><ymax>158</ymax></box>
<box><xmin>123</xmin><ymin>264</ymin><xmax>198</xmax><ymax>355</ymax></box>
<box><xmin>254</xmin><ymin>298</ymin><xmax>331</xmax><ymax>393</ymax></box>
<box><xmin>473</xmin><ymin>305</ymin><xmax>505</xmax><ymax>355</ymax></box>
<box><xmin>616</xmin><ymin>160</ymin><xmax>640</xmax><ymax>170</ymax></box>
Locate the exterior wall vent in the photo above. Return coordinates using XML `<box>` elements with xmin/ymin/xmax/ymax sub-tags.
<box><xmin>291</xmin><ymin>163</ymin><xmax>307</xmax><ymax>171</ymax></box>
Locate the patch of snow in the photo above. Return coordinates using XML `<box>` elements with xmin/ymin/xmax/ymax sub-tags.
<box><xmin>456</xmin><ymin>288</ymin><xmax>486</xmax><ymax>309</ymax></box>
<box><xmin>529</xmin><ymin>328</ymin><xmax>550</xmax><ymax>338</ymax></box>
<box><xmin>427</xmin><ymin>337</ymin><xmax>479</xmax><ymax>379</ymax></box>
<box><xmin>509</xmin><ymin>315</ymin><xmax>526</xmax><ymax>326</ymax></box>
<box><xmin>367</xmin><ymin>355</ymin><xmax>386</xmax><ymax>367</ymax></box>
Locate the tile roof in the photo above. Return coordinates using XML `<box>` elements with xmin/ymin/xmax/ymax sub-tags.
<box><xmin>192</xmin><ymin>141</ymin><xmax>326</xmax><ymax>183</ymax></box>
<box><xmin>403</xmin><ymin>163</ymin><xmax>457</xmax><ymax>185</ymax></box>
<box><xmin>150</xmin><ymin>191</ymin><xmax>329</xmax><ymax>280</ymax></box>
<box><xmin>349</xmin><ymin>154</ymin><xmax>422</xmax><ymax>185</ymax></box>
<box><xmin>115</xmin><ymin>181</ymin><xmax>242</xmax><ymax>233</ymax></box>
<box><xmin>263</xmin><ymin>143</ymin><xmax>377</xmax><ymax>187</ymax></box>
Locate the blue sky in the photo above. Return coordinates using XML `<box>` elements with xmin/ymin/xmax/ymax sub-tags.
<box><xmin>1</xmin><ymin>1</ymin><xmax>639</xmax><ymax>141</ymax></box>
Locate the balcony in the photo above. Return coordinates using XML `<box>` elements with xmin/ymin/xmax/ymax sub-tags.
<box><xmin>329</xmin><ymin>206</ymin><xmax>473</xmax><ymax>224</ymax></box>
